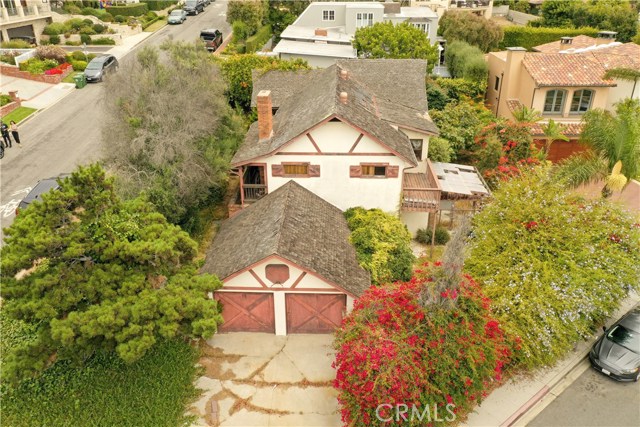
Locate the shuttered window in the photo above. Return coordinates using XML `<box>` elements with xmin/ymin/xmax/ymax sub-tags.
<box><xmin>350</xmin><ymin>164</ymin><xmax>399</xmax><ymax>178</ymax></box>
<box><xmin>272</xmin><ymin>163</ymin><xmax>320</xmax><ymax>177</ymax></box>
<box><xmin>284</xmin><ymin>164</ymin><xmax>309</xmax><ymax>175</ymax></box>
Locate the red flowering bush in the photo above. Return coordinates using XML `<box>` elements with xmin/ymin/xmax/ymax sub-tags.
<box><xmin>44</xmin><ymin>63</ymin><xmax>72</xmax><ymax>75</ymax></box>
<box><xmin>333</xmin><ymin>266</ymin><xmax>513</xmax><ymax>426</ymax></box>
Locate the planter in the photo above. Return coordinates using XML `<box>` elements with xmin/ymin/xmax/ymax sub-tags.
<box><xmin>0</xmin><ymin>64</ymin><xmax>75</xmax><ymax>84</ymax></box>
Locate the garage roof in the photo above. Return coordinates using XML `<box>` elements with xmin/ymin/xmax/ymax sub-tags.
<box><xmin>202</xmin><ymin>181</ymin><xmax>371</xmax><ymax>296</ymax></box>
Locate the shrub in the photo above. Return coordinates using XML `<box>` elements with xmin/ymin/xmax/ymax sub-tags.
<box><xmin>106</xmin><ymin>3</ymin><xmax>149</xmax><ymax>17</ymax></box>
<box><xmin>417</xmin><ymin>226</ymin><xmax>451</xmax><ymax>245</ymax></box>
<box><xmin>83</xmin><ymin>18</ymin><xmax>94</xmax><ymax>26</ymax></box>
<box><xmin>232</xmin><ymin>20</ymin><xmax>250</xmax><ymax>42</ymax></box>
<box><xmin>334</xmin><ymin>267</ymin><xmax>513</xmax><ymax>426</ymax></box>
<box><xmin>70</xmin><ymin>59</ymin><xmax>88</xmax><ymax>71</ymax></box>
<box><xmin>92</xmin><ymin>23</ymin><xmax>106</xmax><ymax>34</ymax></box>
<box><xmin>81</xmin><ymin>7</ymin><xmax>95</xmax><ymax>15</ymax></box>
<box><xmin>69</xmin><ymin>50</ymin><xmax>87</xmax><ymax>61</ymax></box>
<box><xmin>43</xmin><ymin>22</ymin><xmax>66</xmax><ymax>36</ymax></box>
<box><xmin>427</xmin><ymin>137</ymin><xmax>454</xmax><ymax>162</ymax></box>
<box><xmin>22</xmin><ymin>58</ymin><xmax>59</xmax><ymax>74</ymax></box>
<box><xmin>80</xmin><ymin>34</ymin><xmax>92</xmax><ymax>44</ymax></box>
<box><xmin>466</xmin><ymin>167</ymin><xmax>640</xmax><ymax>368</ymax></box>
<box><xmin>65</xmin><ymin>41</ymin><xmax>81</xmax><ymax>46</ymax></box>
<box><xmin>0</xmin><ymin>54</ymin><xmax>17</xmax><ymax>65</ymax></box>
<box><xmin>63</xmin><ymin>31</ymin><xmax>72</xmax><ymax>39</ymax></box>
<box><xmin>114</xmin><ymin>15</ymin><xmax>126</xmax><ymax>23</ymax></box>
<box><xmin>36</xmin><ymin>45</ymin><xmax>68</xmax><ymax>63</ymax></box>
<box><xmin>142</xmin><ymin>0</ymin><xmax>178</xmax><ymax>11</ymax></box>
<box><xmin>79</xmin><ymin>26</ymin><xmax>97</xmax><ymax>35</ymax></box>
<box><xmin>439</xmin><ymin>10</ymin><xmax>503</xmax><ymax>52</ymax></box>
<box><xmin>101</xmin><ymin>12</ymin><xmax>114</xmax><ymax>22</ymax></box>
<box><xmin>445</xmin><ymin>40</ymin><xmax>488</xmax><ymax>83</ymax></box>
<box><xmin>48</xmin><ymin>35</ymin><xmax>61</xmax><ymax>45</ymax></box>
<box><xmin>344</xmin><ymin>207</ymin><xmax>415</xmax><ymax>285</ymax></box>
<box><xmin>0</xmin><ymin>40</ymin><xmax>31</xmax><ymax>49</ymax></box>
<box><xmin>226</xmin><ymin>0</ymin><xmax>265</xmax><ymax>36</ymax></box>
<box><xmin>1</xmin><ymin>94</ymin><xmax>13</xmax><ymax>106</ymax></box>
<box><xmin>65</xmin><ymin>18</ymin><xmax>86</xmax><ymax>31</ymax></box>
<box><xmin>500</xmin><ymin>26</ymin><xmax>599</xmax><ymax>50</ymax></box>
<box><xmin>92</xmin><ymin>37</ymin><xmax>116</xmax><ymax>46</ymax></box>
<box><xmin>246</xmin><ymin>24</ymin><xmax>272</xmax><ymax>53</ymax></box>
<box><xmin>436</xmin><ymin>78</ymin><xmax>486</xmax><ymax>103</ymax></box>
<box><xmin>64</xmin><ymin>4</ymin><xmax>82</xmax><ymax>14</ymax></box>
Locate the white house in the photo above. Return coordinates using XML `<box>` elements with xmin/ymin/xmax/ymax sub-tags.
<box><xmin>230</xmin><ymin>59</ymin><xmax>443</xmax><ymax>236</ymax></box>
<box><xmin>273</xmin><ymin>1</ymin><xmax>439</xmax><ymax>68</ymax></box>
<box><xmin>203</xmin><ymin>181</ymin><xmax>370</xmax><ymax>335</ymax></box>
<box><xmin>410</xmin><ymin>0</ymin><xmax>494</xmax><ymax>19</ymax></box>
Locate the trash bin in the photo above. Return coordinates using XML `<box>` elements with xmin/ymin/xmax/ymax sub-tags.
<box><xmin>73</xmin><ymin>73</ymin><xmax>86</xmax><ymax>89</ymax></box>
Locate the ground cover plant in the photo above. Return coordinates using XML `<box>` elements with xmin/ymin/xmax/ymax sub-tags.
<box><xmin>466</xmin><ymin>166</ymin><xmax>640</xmax><ymax>368</ymax></box>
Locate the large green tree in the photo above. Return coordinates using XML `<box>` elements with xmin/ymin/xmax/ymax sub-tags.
<box><xmin>226</xmin><ymin>0</ymin><xmax>267</xmax><ymax>36</ymax></box>
<box><xmin>444</xmin><ymin>40</ymin><xmax>489</xmax><ymax>83</ymax></box>
<box><xmin>0</xmin><ymin>165</ymin><xmax>223</xmax><ymax>384</ymax></box>
<box><xmin>353</xmin><ymin>22</ymin><xmax>438</xmax><ymax>69</ymax></box>
<box><xmin>555</xmin><ymin>98</ymin><xmax>640</xmax><ymax>196</ymax></box>
<box><xmin>439</xmin><ymin>10</ymin><xmax>504</xmax><ymax>52</ymax></box>
<box><xmin>102</xmin><ymin>41</ymin><xmax>245</xmax><ymax>227</ymax></box>
<box><xmin>266</xmin><ymin>0</ymin><xmax>310</xmax><ymax>42</ymax></box>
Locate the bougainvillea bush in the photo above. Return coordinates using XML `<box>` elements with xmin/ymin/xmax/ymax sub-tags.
<box><xmin>466</xmin><ymin>167</ymin><xmax>640</xmax><ymax>369</ymax></box>
<box><xmin>333</xmin><ymin>267</ymin><xmax>513</xmax><ymax>426</ymax></box>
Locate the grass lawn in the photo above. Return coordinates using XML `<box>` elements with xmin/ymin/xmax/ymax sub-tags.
<box><xmin>1</xmin><ymin>107</ymin><xmax>37</xmax><ymax>125</ymax></box>
<box><xmin>62</xmin><ymin>73</ymin><xmax>79</xmax><ymax>84</ymax></box>
<box><xmin>1</xmin><ymin>314</ymin><xmax>201</xmax><ymax>427</ymax></box>
<box><xmin>145</xmin><ymin>19</ymin><xmax>167</xmax><ymax>32</ymax></box>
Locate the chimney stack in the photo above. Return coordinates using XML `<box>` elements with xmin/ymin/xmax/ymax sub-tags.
<box><xmin>339</xmin><ymin>92</ymin><xmax>348</xmax><ymax>104</ymax></box>
<box><xmin>257</xmin><ymin>90</ymin><xmax>273</xmax><ymax>141</ymax></box>
<box><xmin>315</xmin><ymin>28</ymin><xmax>328</xmax><ymax>37</ymax></box>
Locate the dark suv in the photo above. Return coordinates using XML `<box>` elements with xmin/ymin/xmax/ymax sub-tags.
<box><xmin>184</xmin><ymin>0</ymin><xmax>205</xmax><ymax>15</ymax></box>
<box><xmin>16</xmin><ymin>174</ymin><xmax>69</xmax><ymax>215</ymax></box>
<box><xmin>200</xmin><ymin>29</ymin><xmax>223</xmax><ymax>52</ymax></box>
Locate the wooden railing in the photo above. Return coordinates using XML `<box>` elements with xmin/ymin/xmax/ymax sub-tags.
<box><xmin>402</xmin><ymin>161</ymin><xmax>441</xmax><ymax>212</ymax></box>
<box><xmin>243</xmin><ymin>184</ymin><xmax>267</xmax><ymax>203</ymax></box>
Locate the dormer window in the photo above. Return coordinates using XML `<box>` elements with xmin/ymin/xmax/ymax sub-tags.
<box><xmin>410</xmin><ymin>139</ymin><xmax>423</xmax><ymax>160</ymax></box>
<box><xmin>323</xmin><ymin>10</ymin><xmax>335</xmax><ymax>21</ymax></box>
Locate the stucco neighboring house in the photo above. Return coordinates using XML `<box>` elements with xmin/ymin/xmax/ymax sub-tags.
<box><xmin>486</xmin><ymin>34</ymin><xmax>640</xmax><ymax>162</ymax></box>
<box><xmin>0</xmin><ymin>0</ymin><xmax>52</xmax><ymax>44</ymax></box>
<box><xmin>202</xmin><ymin>181</ymin><xmax>370</xmax><ymax>335</ymax></box>
<box><xmin>273</xmin><ymin>1</ymin><xmax>439</xmax><ymax>68</ymax></box>
<box><xmin>410</xmin><ymin>0</ymin><xmax>493</xmax><ymax>19</ymax></box>
<box><xmin>230</xmin><ymin>59</ymin><xmax>445</xmax><ymax>236</ymax></box>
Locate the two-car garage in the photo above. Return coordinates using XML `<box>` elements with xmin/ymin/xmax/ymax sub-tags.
<box><xmin>215</xmin><ymin>292</ymin><xmax>347</xmax><ymax>334</ymax></box>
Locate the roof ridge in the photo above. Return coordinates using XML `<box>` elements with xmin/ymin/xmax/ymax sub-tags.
<box><xmin>274</xmin><ymin>181</ymin><xmax>296</xmax><ymax>255</ymax></box>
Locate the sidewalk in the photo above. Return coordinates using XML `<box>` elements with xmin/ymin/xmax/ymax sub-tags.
<box><xmin>465</xmin><ymin>292</ymin><xmax>640</xmax><ymax>427</ymax></box>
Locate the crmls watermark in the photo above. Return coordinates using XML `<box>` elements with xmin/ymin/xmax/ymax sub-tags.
<box><xmin>375</xmin><ymin>403</ymin><xmax>456</xmax><ymax>423</ymax></box>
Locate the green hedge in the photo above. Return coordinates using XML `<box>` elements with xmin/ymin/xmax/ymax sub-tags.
<box><xmin>141</xmin><ymin>0</ymin><xmax>177</xmax><ymax>11</ymax></box>
<box><xmin>106</xmin><ymin>3</ymin><xmax>148</xmax><ymax>17</ymax></box>
<box><xmin>445</xmin><ymin>40</ymin><xmax>488</xmax><ymax>83</ymax></box>
<box><xmin>246</xmin><ymin>25</ymin><xmax>272</xmax><ymax>53</ymax></box>
<box><xmin>91</xmin><ymin>37</ymin><xmax>116</xmax><ymax>45</ymax></box>
<box><xmin>501</xmin><ymin>26</ymin><xmax>600</xmax><ymax>50</ymax></box>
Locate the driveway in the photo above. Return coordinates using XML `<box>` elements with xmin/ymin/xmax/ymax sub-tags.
<box><xmin>190</xmin><ymin>333</ymin><xmax>341</xmax><ymax>427</ymax></box>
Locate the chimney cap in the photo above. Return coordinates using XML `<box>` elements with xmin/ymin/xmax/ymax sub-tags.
<box><xmin>597</xmin><ymin>30</ymin><xmax>618</xmax><ymax>39</ymax></box>
<box><xmin>339</xmin><ymin>91</ymin><xmax>348</xmax><ymax>104</ymax></box>
<box><xmin>506</xmin><ymin>47</ymin><xmax>527</xmax><ymax>52</ymax></box>
<box><xmin>257</xmin><ymin>89</ymin><xmax>272</xmax><ymax>98</ymax></box>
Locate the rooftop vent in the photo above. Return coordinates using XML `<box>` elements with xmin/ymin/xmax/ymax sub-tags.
<box><xmin>597</xmin><ymin>31</ymin><xmax>617</xmax><ymax>40</ymax></box>
<box><xmin>560</xmin><ymin>36</ymin><xmax>573</xmax><ymax>45</ymax></box>
<box><xmin>339</xmin><ymin>92</ymin><xmax>348</xmax><ymax>104</ymax></box>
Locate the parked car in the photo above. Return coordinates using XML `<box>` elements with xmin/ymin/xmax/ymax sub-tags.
<box><xmin>167</xmin><ymin>9</ymin><xmax>187</xmax><ymax>24</ymax></box>
<box><xmin>200</xmin><ymin>29</ymin><xmax>223</xmax><ymax>52</ymax></box>
<box><xmin>16</xmin><ymin>174</ymin><xmax>69</xmax><ymax>215</ymax></box>
<box><xmin>589</xmin><ymin>306</ymin><xmax>640</xmax><ymax>382</ymax></box>
<box><xmin>203</xmin><ymin>0</ymin><xmax>211</xmax><ymax>6</ymax></box>
<box><xmin>184</xmin><ymin>0</ymin><xmax>205</xmax><ymax>15</ymax></box>
<box><xmin>84</xmin><ymin>54</ymin><xmax>119</xmax><ymax>83</ymax></box>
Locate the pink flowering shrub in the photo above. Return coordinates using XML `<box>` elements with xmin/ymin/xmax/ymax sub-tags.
<box><xmin>333</xmin><ymin>266</ymin><xmax>514</xmax><ymax>426</ymax></box>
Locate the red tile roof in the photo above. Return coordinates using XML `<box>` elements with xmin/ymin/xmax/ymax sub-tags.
<box><xmin>506</xmin><ymin>99</ymin><xmax>524</xmax><ymax>113</ymax></box>
<box><xmin>533</xmin><ymin>35</ymin><xmax>602</xmax><ymax>53</ymax></box>
<box><xmin>522</xmin><ymin>53</ymin><xmax>615</xmax><ymax>87</ymax></box>
<box><xmin>530</xmin><ymin>122</ymin><xmax>584</xmax><ymax>137</ymax></box>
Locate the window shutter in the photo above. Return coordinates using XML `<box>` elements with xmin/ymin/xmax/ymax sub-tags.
<box><xmin>309</xmin><ymin>164</ymin><xmax>321</xmax><ymax>177</ymax></box>
<box><xmin>349</xmin><ymin>165</ymin><xmax>362</xmax><ymax>177</ymax></box>
<box><xmin>386</xmin><ymin>165</ymin><xmax>399</xmax><ymax>178</ymax></box>
<box><xmin>272</xmin><ymin>164</ymin><xmax>284</xmax><ymax>177</ymax></box>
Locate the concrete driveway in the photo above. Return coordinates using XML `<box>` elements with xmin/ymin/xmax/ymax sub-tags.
<box><xmin>190</xmin><ymin>333</ymin><xmax>341</xmax><ymax>427</ymax></box>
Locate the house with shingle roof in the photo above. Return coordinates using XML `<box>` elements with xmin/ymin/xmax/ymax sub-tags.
<box><xmin>230</xmin><ymin>58</ymin><xmax>445</xmax><ymax>236</ymax></box>
<box><xmin>203</xmin><ymin>181</ymin><xmax>370</xmax><ymax>335</ymax></box>
<box><xmin>486</xmin><ymin>34</ymin><xmax>640</xmax><ymax>162</ymax></box>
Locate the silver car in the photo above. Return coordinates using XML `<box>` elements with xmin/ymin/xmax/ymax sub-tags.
<box><xmin>84</xmin><ymin>55</ymin><xmax>118</xmax><ymax>83</ymax></box>
<box><xmin>168</xmin><ymin>9</ymin><xmax>187</xmax><ymax>24</ymax></box>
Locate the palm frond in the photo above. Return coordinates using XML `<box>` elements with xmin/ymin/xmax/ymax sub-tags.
<box><xmin>512</xmin><ymin>105</ymin><xmax>542</xmax><ymax>123</ymax></box>
<box><xmin>553</xmin><ymin>153</ymin><xmax>608</xmax><ymax>189</ymax></box>
<box><xmin>603</xmin><ymin>68</ymin><xmax>640</xmax><ymax>82</ymax></box>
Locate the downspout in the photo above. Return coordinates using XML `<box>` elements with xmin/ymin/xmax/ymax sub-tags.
<box><xmin>531</xmin><ymin>87</ymin><xmax>538</xmax><ymax>109</ymax></box>
<box><xmin>632</xmin><ymin>77</ymin><xmax>638</xmax><ymax>99</ymax></box>
<box><xmin>495</xmin><ymin>71</ymin><xmax>504</xmax><ymax>115</ymax></box>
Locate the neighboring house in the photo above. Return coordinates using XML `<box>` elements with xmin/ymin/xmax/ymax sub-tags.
<box><xmin>410</xmin><ymin>0</ymin><xmax>494</xmax><ymax>19</ymax></box>
<box><xmin>202</xmin><ymin>181</ymin><xmax>370</xmax><ymax>335</ymax></box>
<box><xmin>230</xmin><ymin>59</ymin><xmax>442</xmax><ymax>236</ymax></box>
<box><xmin>273</xmin><ymin>1</ymin><xmax>439</xmax><ymax>68</ymax></box>
<box><xmin>0</xmin><ymin>0</ymin><xmax>52</xmax><ymax>44</ymax></box>
<box><xmin>486</xmin><ymin>33</ymin><xmax>640</xmax><ymax>162</ymax></box>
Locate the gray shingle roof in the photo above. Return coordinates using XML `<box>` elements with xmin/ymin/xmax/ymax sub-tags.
<box><xmin>201</xmin><ymin>181</ymin><xmax>371</xmax><ymax>297</ymax></box>
<box><xmin>235</xmin><ymin>59</ymin><xmax>439</xmax><ymax>166</ymax></box>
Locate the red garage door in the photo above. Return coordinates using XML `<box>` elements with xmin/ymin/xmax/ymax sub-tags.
<box><xmin>286</xmin><ymin>294</ymin><xmax>346</xmax><ymax>334</ymax></box>
<box><xmin>216</xmin><ymin>292</ymin><xmax>275</xmax><ymax>333</ymax></box>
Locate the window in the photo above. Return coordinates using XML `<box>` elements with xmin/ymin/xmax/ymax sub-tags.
<box><xmin>494</xmin><ymin>76</ymin><xmax>500</xmax><ymax>91</ymax></box>
<box><xmin>362</xmin><ymin>165</ymin><xmax>387</xmax><ymax>177</ymax></box>
<box><xmin>412</xmin><ymin>23</ymin><xmax>430</xmax><ymax>33</ymax></box>
<box><xmin>356</xmin><ymin>12</ymin><xmax>374</xmax><ymax>28</ymax></box>
<box><xmin>410</xmin><ymin>139</ymin><xmax>423</xmax><ymax>160</ymax></box>
<box><xmin>570</xmin><ymin>89</ymin><xmax>594</xmax><ymax>114</ymax></box>
<box><xmin>543</xmin><ymin>90</ymin><xmax>566</xmax><ymax>114</ymax></box>
<box><xmin>283</xmin><ymin>163</ymin><xmax>309</xmax><ymax>176</ymax></box>
<box><xmin>323</xmin><ymin>10</ymin><xmax>335</xmax><ymax>21</ymax></box>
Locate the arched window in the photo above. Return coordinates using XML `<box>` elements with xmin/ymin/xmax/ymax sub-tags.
<box><xmin>543</xmin><ymin>90</ymin><xmax>566</xmax><ymax>114</ymax></box>
<box><xmin>570</xmin><ymin>90</ymin><xmax>594</xmax><ymax>114</ymax></box>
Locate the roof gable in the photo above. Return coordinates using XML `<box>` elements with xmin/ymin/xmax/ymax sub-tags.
<box><xmin>202</xmin><ymin>181</ymin><xmax>371</xmax><ymax>296</ymax></box>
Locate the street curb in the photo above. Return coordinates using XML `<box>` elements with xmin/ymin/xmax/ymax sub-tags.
<box><xmin>502</xmin><ymin>294</ymin><xmax>640</xmax><ymax>427</ymax></box>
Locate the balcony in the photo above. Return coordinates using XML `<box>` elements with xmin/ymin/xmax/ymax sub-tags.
<box><xmin>402</xmin><ymin>161</ymin><xmax>441</xmax><ymax>212</ymax></box>
<box><xmin>242</xmin><ymin>184</ymin><xmax>267</xmax><ymax>203</ymax></box>
<box><xmin>451</xmin><ymin>0</ymin><xmax>491</xmax><ymax>9</ymax></box>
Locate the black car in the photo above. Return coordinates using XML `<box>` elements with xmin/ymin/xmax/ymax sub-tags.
<box><xmin>84</xmin><ymin>54</ymin><xmax>119</xmax><ymax>83</ymax></box>
<box><xmin>184</xmin><ymin>0</ymin><xmax>205</xmax><ymax>15</ymax></box>
<box><xmin>16</xmin><ymin>175</ymin><xmax>69</xmax><ymax>215</ymax></box>
<box><xmin>589</xmin><ymin>306</ymin><xmax>640</xmax><ymax>382</ymax></box>
<box><xmin>200</xmin><ymin>29</ymin><xmax>223</xmax><ymax>52</ymax></box>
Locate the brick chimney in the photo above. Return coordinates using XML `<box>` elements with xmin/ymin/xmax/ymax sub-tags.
<box><xmin>315</xmin><ymin>28</ymin><xmax>328</xmax><ymax>37</ymax></box>
<box><xmin>257</xmin><ymin>90</ymin><xmax>273</xmax><ymax>141</ymax></box>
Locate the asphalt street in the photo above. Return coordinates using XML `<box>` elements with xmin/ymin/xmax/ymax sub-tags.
<box><xmin>0</xmin><ymin>1</ymin><xmax>230</xmax><ymax>233</ymax></box>
<box><xmin>529</xmin><ymin>361</ymin><xmax>640</xmax><ymax>427</ymax></box>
